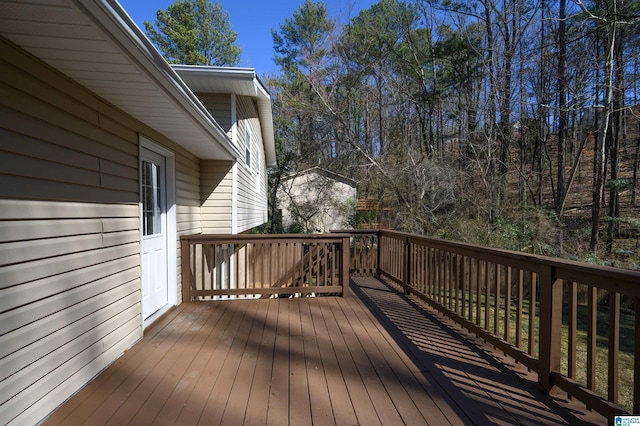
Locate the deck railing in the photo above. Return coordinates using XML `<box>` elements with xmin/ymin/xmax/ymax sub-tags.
<box><xmin>181</xmin><ymin>233</ymin><xmax>350</xmax><ymax>300</ymax></box>
<box><xmin>342</xmin><ymin>229</ymin><xmax>640</xmax><ymax>421</ymax></box>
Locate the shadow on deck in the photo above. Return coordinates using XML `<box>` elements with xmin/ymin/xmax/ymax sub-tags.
<box><xmin>352</xmin><ymin>276</ymin><xmax>606</xmax><ymax>425</ymax></box>
<box><xmin>44</xmin><ymin>276</ymin><xmax>606</xmax><ymax>425</ymax></box>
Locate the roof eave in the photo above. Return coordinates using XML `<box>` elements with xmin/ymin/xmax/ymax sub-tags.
<box><xmin>83</xmin><ymin>0</ymin><xmax>242</xmax><ymax>161</ymax></box>
<box><xmin>172</xmin><ymin>65</ymin><xmax>277</xmax><ymax>168</ymax></box>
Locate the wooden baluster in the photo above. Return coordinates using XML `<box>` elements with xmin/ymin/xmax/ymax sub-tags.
<box><xmin>454</xmin><ymin>254</ymin><xmax>460</xmax><ymax>314</ymax></box>
<box><xmin>445</xmin><ymin>251</ymin><xmax>450</xmax><ymax>307</ymax></box>
<box><xmin>449</xmin><ymin>252</ymin><xmax>454</xmax><ymax>310</ymax></box>
<box><xmin>568</xmin><ymin>281</ymin><xmax>577</xmax><ymax>383</ymax></box>
<box><xmin>434</xmin><ymin>249</ymin><xmax>440</xmax><ymax>302</ymax></box>
<box><xmin>431</xmin><ymin>247</ymin><xmax>436</xmax><ymax>299</ymax></box>
<box><xmin>476</xmin><ymin>259</ymin><xmax>482</xmax><ymax>326</ymax></box>
<box><xmin>440</xmin><ymin>251</ymin><xmax>444</xmax><ymax>303</ymax></box>
<box><xmin>460</xmin><ymin>256</ymin><xmax>467</xmax><ymax>317</ymax></box>
<box><xmin>608</xmin><ymin>291</ymin><xmax>620</xmax><ymax>404</ymax></box>
<box><xmin>414</xmin><ymin>243</ymin><xmax>419</xmax><ymax>292</ymax></box>
<box><xmin>516</xmin><ymin>269</ymin><xmax>523</xmax><ymax>350</ymax></box>
<box><xmin>403</xmin><ymin>237</ymin><xmax>410</xmax><ymax>295</ymax></box>
<box><xmin>634</xmin><ymin>298</ymin><xmax>640</xmax><ymax>414</ymax></box>
<box><xmin>504</xmin><ymin>266</ymin><xmax>512</xmax><ymax>343</ymax></box>
<box><xmin>529</xmin><ymin>272</ymin><xmax>537</xmax><ymax>357</ymax></box>
<box><xmin>587</xmin><ymin>286</ymin><xmax>597</xmax><ymax>391</ymax></box>
<box><xmin>468</xmin><ymin>258</ymin><xmax>475</xmax><ymax>323</ymax></box>
<box><xmin>494</xmin><ymin>264</ymin><xmax>500</xmax><ymax>335</ymax></box>
<box><xmin>420</xmin><ymin>245</ymin><xmax>425</xmax><ymax>294</ymax></box>
<box><xmin>485</xmin><ymin>261</ymin><xmax>491</xmax><ymax>330</ymax></box>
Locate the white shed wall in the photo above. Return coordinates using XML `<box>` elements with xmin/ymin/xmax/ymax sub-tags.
<box><xmin>279</xmin><ymin>172</ymin><xmax>357</xmax><ymax>233</ymax></box>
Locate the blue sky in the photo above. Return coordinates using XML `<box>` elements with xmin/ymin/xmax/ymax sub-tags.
<box><xmin>118</xmin><ymin>0</ymin><xmax>378</xmax><ymax>77</ymax></box>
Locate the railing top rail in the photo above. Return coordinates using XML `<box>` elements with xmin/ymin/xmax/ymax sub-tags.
<box><xmin>377</xmin><ymin>229</ymin><xmax>640</xmax><ymax>293</ymax></box>
<box><xmin>331</xmin><ymin>229</ymin><xmax>381</xmax><ymax>235</ymax></box>
<box><xmin>181</xmin><ymin>233</ymin><xmax>351</xmax><ymax>243</ymax></box>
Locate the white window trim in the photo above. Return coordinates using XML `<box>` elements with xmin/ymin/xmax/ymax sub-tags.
<box><xmin>245</xmin><ymin>126</ymin><xmax>252</xmax><ymax>170</ymax></box>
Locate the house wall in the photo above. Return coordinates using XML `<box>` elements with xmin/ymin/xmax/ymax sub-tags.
<box><xmin>197</xmin><ymin>95</ymin><xmax>233</xmax><ymax>233</ymax></box>
<box><xmin>0</xmin><ymin>37</ymin><xmax>205</xmax><ymax>425</ymax></box>
<box><xmin>201</xmin><ymin>160</ymin><xmax>233</xmax><ymax>233</ymax></box>
<box><xmin>198</xmin><ymin>93</ymin><xmax>232</xmax><ymax>134</ymax></box>
<box><xmin>236</xmin><ymin>96</ymin><xmax>268</xmax><ymax>232</ymax></box>
<box><xmin>195</xmin><ymin>93</ymin><xmax>270</xmax><ymax>234</ymax></box>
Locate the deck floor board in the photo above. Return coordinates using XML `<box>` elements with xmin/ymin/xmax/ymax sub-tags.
<box><xmin>243</xmin><ymin>299</ymin><xmax>278</xmax><ymax>426</ymax></box>
<box><xmin>44</xmin><ymin>277</ymin><xmax>607</xmax><ymax>425</ymax></box>
<box><xmin>309</xmin><ymin>297</ymin><xmax>359</xmax><ymax>426</ymax></box>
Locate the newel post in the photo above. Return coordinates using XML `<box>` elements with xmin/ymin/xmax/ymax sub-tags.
<box><xmin>341</xmin><ymin>235</ymin><xmax>350</xmax><ymax>298</ymax></box>
<box><xmin>180</xmin><ymin>238</ymin><xmax>191</xmax><ymax>303</ymax></box>
<box><xmin>403</xmin><ymin>236</ymin><xmax>411</xmax><ymax>295</ymax></box>
<box><xmin>538</xmin><ymin>264</ymin><xmax>562</xmax><ymax>393</ymax></box>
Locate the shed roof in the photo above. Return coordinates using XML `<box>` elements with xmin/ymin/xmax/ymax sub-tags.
<box><xmin>282</xmin><ymin>167</ymin><xmax>357</xmax><ymax>187</ymax></box>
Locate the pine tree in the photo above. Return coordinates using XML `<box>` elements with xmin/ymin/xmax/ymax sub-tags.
<box><xmin>145</xmin><ymin>0</ymin><xmax>241</xmax><ymax>66</ymax></box>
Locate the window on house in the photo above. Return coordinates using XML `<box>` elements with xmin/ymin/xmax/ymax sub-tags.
<box><xmin>245</xmin><ymin>128</ymin><xmax>251</xmax><ymax>168</ymax></box>
<box><xmin>141</xmin><ymin>160</ymin><xmax>162</xmax><ymax>236</ymax></box>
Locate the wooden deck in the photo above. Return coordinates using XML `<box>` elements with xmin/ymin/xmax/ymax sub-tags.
<box><xmin>44</xmin><ymin>277</ymin><xmax>607</xmax><ymax>425</ymax></box>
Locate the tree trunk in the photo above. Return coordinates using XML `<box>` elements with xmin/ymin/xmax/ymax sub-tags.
<box><xmin>556</xmin><ymin>0</ymin><xmax>567</xmax><ymax>214</ymax></box>
<box><xmin>536</xmin><ymin>0</ymin><xmax>546</xmax><ymax>208</ymax></box>
<box><xmin>634</xmin><ymin>122</ymin><xmax>640</xmax><ymax>206</ymax></box>
<box><xmin>590</xmin><ymin>19</ymin><xmax>616</xmax><ymax>251</ymax></box>
<box><xmin>606</xmin><ymin>23</ymin><xmax>625</xmax><ymax>254</ymax></box>
<box><xmin>377</xmin><ymin>73</ymin><xmax>384</xmax><ymax>159</ymax></box>
<box><xmin>483</xmin><ymin>2</ymin><xmax>498</xmax><ymax>220</ymax></box>
<box><xmin>634</xmin><ymin>57</ymin><xmax>640</xmax><ymax>206</ymax></box>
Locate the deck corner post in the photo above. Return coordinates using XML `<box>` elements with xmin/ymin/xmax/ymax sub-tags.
<box><xmin>538</xmin><ymin>265</ymin><xmax>562</xmax><ymax>394</ymax></box>
<box><xmin>341</xmin><ymin>235</ymin><xmax>350</xmax><ymax>297</ymax></box>
<box><xmin>180</xmin><ymin>238</ymin><xmax>191</xmax><ymax>303</ymax></box>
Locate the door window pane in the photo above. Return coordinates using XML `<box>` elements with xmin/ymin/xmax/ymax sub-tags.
<box><xmin>142</xmin><ymin>160</ymin><xmax>162</xmax><ymax>236</ymax></box>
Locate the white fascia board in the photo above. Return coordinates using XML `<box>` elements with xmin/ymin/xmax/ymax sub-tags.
<box><xmin>75</xmin><ymin>0</ymin><xmax>241</xmax><ymax>161</ymax></box>
<box><xmin>253</xmin><ymin>80</ymin><xmax>277</xmax><ymax>168</ymax></box>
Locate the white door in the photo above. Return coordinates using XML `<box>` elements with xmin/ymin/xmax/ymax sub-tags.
<box><xmin>141</xmin><ymin>148</ymin><xmax>168</xmax><ymax>319</ymax></box>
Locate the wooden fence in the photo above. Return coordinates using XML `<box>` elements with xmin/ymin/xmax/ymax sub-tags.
<box><xmin>346</xmin><ymin>229</ymin><xmax>640</xmax><ymax>421</ymax></box>
<box><xmin>181</xmin><ymin>233</ymin><xmax>350</xmax><ymax>300</ymax></box>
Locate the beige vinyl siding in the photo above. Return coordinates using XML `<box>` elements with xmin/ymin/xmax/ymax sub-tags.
<box><xmin>198</xmin><ymin>93</ymin><xmax>232</xmax><ymax>136</ymax></box>
<box><xmin>0</xmin><ymin>37</ymin><xmax>204</xmax><ymax>424</ymax></box>
<box><xmin>236</xmin><ymin>96</ymin><xmax>268</xmax><ymax>232</ymax></box>
<box><xmin>176</xmin><ymin>153</ymin><xmax>202</xmax><ymax>233</ymax></box>
<box><xmin>201</xmin><ymin>160</ymin><xmax>234</xmax><ymax>233</ymax></box>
